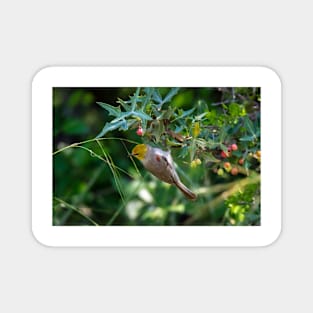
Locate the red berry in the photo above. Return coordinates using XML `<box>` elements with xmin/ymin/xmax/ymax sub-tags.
<box><xmin>238</xmin><ymin>158</ymin><xmax>244</xmax><ymax>165</ymax></box>
<box><xmin>231</xmin><ymin>167</ymin><xmax>239</xmax><ymax>175</ymax></box>
<box><xmin>136</xmin><ymin>127</ymin><xmax>143</xmax><ymax>136</ymax></box>
<box><xmin>223</xmin><ymin>162</ymin><xmax>231</xmax><ymax>169</ymax></box>
<box><xmin>231</xmin><ymin>143</ymin><xmax>238</xmax><ymax>151</ymax></box>
<box><xmin>221</xmin><ymin>151</ymin><xmax>229</xmax><ymax>158</ymax></box>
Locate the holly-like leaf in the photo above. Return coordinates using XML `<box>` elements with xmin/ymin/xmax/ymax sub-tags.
<box><xmin>162</xmin><ymin>87</ymin><xmax>180</xmax><ymax>104</ymax></box>
<box><xmin>132</xmin><ymin>110</ymin><xmax>152</xmax><ymax>121</ymax></box>
<box><xmin>131</xmin><ymin>88</ymin><xmax>141</xmax><ymax>111</ymax></box>
<box><xmin>96</xmin><ymin>119</ymin><xmax>127</xmax><ymax>138</ymax></box>
<box><xmin>116</xmin><ymin>98</ymin><xmax>131</xmax><ymax>111</ymax></box>
<box><xmin>152</xmin><ymin>88</ymin><xmax>180</xmax><ymax>110</ymax></box>
<box><xmin>96</xmin><ymin>102</ymin><xmax>121</xmax><ymax>117</ymax></box>
<box><xmin>110</xmin><ymin>112</ymin><xmax>132</xmax><ymax>123</ymax></box>
<box><xmin>152</xmin><ymin>89</ymin><xmax>162</xmax><ymax>104</ymax></box>
<box><xmin>142</xmin><ymin>88</ymin><xmax>153</xmax><ymax>109</ymax></box>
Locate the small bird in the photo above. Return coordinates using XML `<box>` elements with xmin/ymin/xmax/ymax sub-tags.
<box><xmin>131</xmin><ymin>144</ymin><xmax>197</xmax><ymax>200</ymax></box>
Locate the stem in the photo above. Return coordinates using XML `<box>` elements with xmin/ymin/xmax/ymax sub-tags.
<box><xmin>54</xmin><ymin>197</ymin><xmax>99</xmax><ymax>226</ymax></box>
<box><xmin>53</xmin><ymin>137</ymin><xmax>140</xmax><ymax>156</ymax></box>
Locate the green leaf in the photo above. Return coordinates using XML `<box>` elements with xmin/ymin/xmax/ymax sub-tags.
<box><xmin>162</xmin><ymin>87</ymin><xmax>180</xmax><ymax>104</ymax></box>
<box><xmin>132</xmin><ymin>110</ymin><xmax>152</xmax><ymax>121</ymax></box>
<box><xmin>96</xmin><ymin>102</ymin><xmax>121</xmax><ymax>117</ymax></box>
<box><xmin>127</xmin><ymin>119</ymin><xmax>137</xmax><ymax>128</ymax></box>
<box><xmin>131</xmin><ymin>88</ymin><xmax>141</xmax><ymax>111</ymax></box>
<box><xmin>219</xmin><ymin>128</ymin><xmax>227</xmax><ymax>143</ymax></box>
<box><xmin>205</xmin><ymin>138</ymin><xmax>220</xmax><ymax>149</ymax></box>
<box><xmin>116</xmin><ymin>98</ymin><xmax>131</xmax><ymax>111</ymax></box>
<box><xmin>240</xmin><ymin>135</ymin><xmax>255</xmax><ymax>142</ymax></box>
<box><xmin>178</xmin><ymin>145</ymin><xmax>189</xmax><ymax>158</ymax></box>
<box><xmin>148</xmin><ymin>120</ymin><xmax>164</xmax><ymax>143</ymax></box>
<box><xmin>142</xmin><ymin>88</ymin><xmax>153</xmax><ymax>109</ymax></box>
<box><xmin>219</xmin><ymin>143</ymin><xmax>228</xmax><ymax>153</ymax></box>
<box><xmin>175</xmin><ymin>107</ymin><xmax>195</xmax><ymax>121</ymax></box>
<box><xmin>244</xmin><ymin>116</ymin><xmax>256</xmax><ymax>136</ymax></box>
<box><xmin>202</xmin><ymin>152</ymin><xmax>220</xmax><ymax>163</ymax></box>
<box><xmin>195</xmin><ymin>138</ymin><xmax>207</xmax><ymax>149</ymax></box>
<box><xmin>110</xmin><ymin>112</ymin><xmax>132</xmax><ymax>123</ymax></box>
<box><xmin>195</xmin><ymin>112</ymin><xmax>207</xmax><ymax>121</ymax></box>
<box><xmin>157</xmin><ymin>107</ymin><xmax>176</xmax><ymax>120</ymax></box>
<box><xmin>152</xmin><ymin>89</ymin><xmax>162</xmax><ymax>104</ymax></box>
<box><xmin>229</xmin><ymin>103</ymin><xmax>241</xmax><ymax>117</ymax></box>
<box><xmin>96</xmin><ymin>119</ymin><xmax>127</xmax><ymax>138</ymax></box>
<box><xmin>168</xmin><ymin>204</ymin><xmax>184</xmax><ymax>213</ymax></box>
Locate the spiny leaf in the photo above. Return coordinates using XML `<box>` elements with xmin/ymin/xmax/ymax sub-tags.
<box><xmin>96</xmin><ymin>102</ymin><xmax>121</xmax><ymax>117</ymax></box>
<box><xmin>110</xmin><ymin>112</ymin><xmax>132</xmax><ymax>123</ymax></box>
<box><xmin>96</xmin><ymin>119</ymin><xmax>127</xmax><ymax>138</ymax></box>
<box><xmin>162</xmin><ymin>87</ymin><xmax>180</xmax><ymax>104</ymax></box>
<box><xmin>132</xmin><ymin>110</ymin><xmax>152</xmax><ymax>121</ymax></box>
<box><xmin>131</xmin><ymin>88</ymin><xmax>141</xmax><ymax>111</ymax></box>
<box><xmin>142</xmin><ymin>88</ymin><xmax>153</xmax><ymax>109</ymax></box>
<box><xmin>116</xmin><ymin>98</ymin><xmax>131</xmax><ymax>111</ymax></box>
<box><xmin>152</xmin><ymin>89</ymin><xmax>162</xmax><ymax>104</ymax></box>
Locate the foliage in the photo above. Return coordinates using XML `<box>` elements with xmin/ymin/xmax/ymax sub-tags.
<box><xmin>53</xmin><ymin>87</ymin><xmax>261</xmax><ymax>226</ymax></box>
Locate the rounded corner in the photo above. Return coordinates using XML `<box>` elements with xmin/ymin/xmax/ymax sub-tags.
<box><xmin>260</xmin><ymin>225</ymin><xmax>282</xmax><ymax>248</ymax></box>
<box><xmin>31</xmin><ymin>66</ymin><xmax>55</xmax><ymax>86</ymax></box>
<box><xmin>258</xmin><ymin>65</ymin><xmax>282</xmax><ymax>87</ymax></box>
<box><xmin>31</xmin><ymin>226</ymin><xmax>54</xmax><ymax>248</ymax></box>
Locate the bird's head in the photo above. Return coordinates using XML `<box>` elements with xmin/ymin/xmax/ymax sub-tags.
<box><xmin>131</xmin><ymin>144</ymin><xmax>148</xmax><ymax>161</ymax></box>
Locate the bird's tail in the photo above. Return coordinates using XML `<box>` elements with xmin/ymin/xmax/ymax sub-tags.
<box><xmin>175</xmin><ymin>180</ymin><xmax>197</xmax><ymax>200</ymax></box>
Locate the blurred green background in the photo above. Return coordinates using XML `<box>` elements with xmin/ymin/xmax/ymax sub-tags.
<box><xmin>53</xmin><ymin>87</ymin><xmax>260</xmax><ymax>226</ymax></box>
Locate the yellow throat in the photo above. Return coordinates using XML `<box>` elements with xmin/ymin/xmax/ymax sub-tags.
<box><xmin>131</xmin><ymin>144</ymin><xmax>148</xmax><ymax>161</ymax></box>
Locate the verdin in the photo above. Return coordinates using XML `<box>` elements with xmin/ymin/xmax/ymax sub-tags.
<box><xmin>131</xmin><ymin>144</ymin><xmax>197</xmax><ymax>200</ymax></box>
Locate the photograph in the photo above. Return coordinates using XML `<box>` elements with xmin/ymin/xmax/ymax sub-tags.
<box><xmin>53</xmin><ymin>87</ymin><xmax>261</xmax><ymax>226</ymax></box>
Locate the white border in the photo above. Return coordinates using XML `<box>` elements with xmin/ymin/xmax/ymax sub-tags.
<box><xmin>32</xmin><ymin>66</ymin><xmax>282</xmax><ymax>247</ymax></box>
